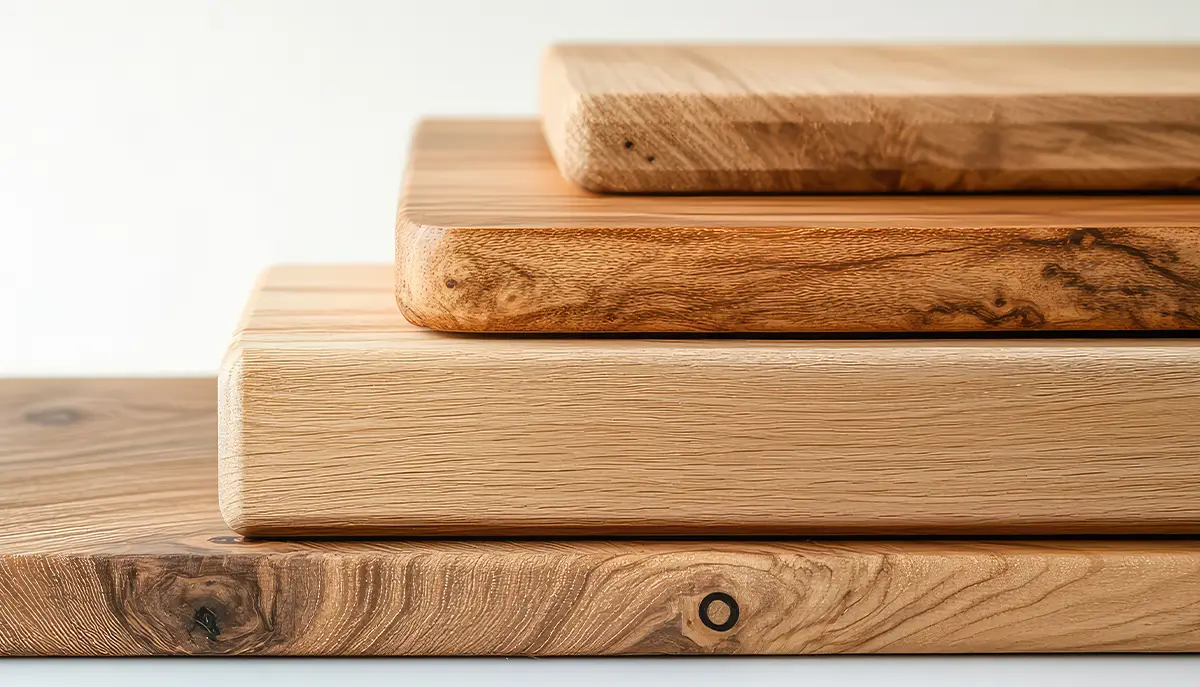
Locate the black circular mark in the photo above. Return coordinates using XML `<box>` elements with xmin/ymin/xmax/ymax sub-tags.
<box><xmin>698</xmin><ymin>592</ymin><xmax>739</xmax><ymax>632</ymax></box>
<box><xmin>624</xmin><ymin>140</ymin><xmax>634</xmax><ymax>149</ymax></box>
<box><xmin>994</xmin><ymin>298</ymin><xmax>1007</xmax><ymax>308</ymax></box>
<box><xmin>646</xmin><ymin>155</ymin><xmax>655</xmax><ymax>163</ymax></box>
<box><xmin>445</xmin><ymin>278</ymin><xmax>457</xmax><ymax>289</ymax></box>
<box><xmin>24</xmin><ymin>408</ymin><xmax>82</xmax><ymax>426</ymax></box>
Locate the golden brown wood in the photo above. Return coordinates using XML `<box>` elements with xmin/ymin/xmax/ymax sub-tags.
<box><xmin>397</xmin><ymin>119</ymin><xmax>1200</xmax><ymax>333</ymax></box>
<box><xmin>540</xmin><ymin>44</ymin><xmax>1200</xmax><ymax>193</ymax></box>
<box><xmin>223</xmin><ymin>265</ymin><xmax>1200</xmax><ymax>538</ymax></box>
<box><xmin>6</xmin><ymin>377</ymin><xmax>1200</xmax><ymax>655</ymax></box>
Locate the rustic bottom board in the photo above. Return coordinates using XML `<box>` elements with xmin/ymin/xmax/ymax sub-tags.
<box><xmin>2</xmin><ymin>379</ymin><xmax>1199</xmax><ymax>656</ymax></box>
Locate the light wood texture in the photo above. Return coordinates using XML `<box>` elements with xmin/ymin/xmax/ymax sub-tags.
<box><xmin>540</xmin><ymin>44</ymin><xmax>1200</xmax><ymax>193</ymax></box>
<box><xmin>7</xmin><ymin>377</ymin><xmax>1200</xmax><ymax>655</ymax></box>
<box><xmin>397</xmin><ymin>119</ymin><xmax>1200</xmax><ymax>333</ymax></box>
<box><xmin>224</xmin><ymin>264</ymin><xmax>1200</xmax><ymax>537</ymax></box>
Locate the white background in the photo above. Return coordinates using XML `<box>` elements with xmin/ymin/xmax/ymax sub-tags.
<box><xmin>4</xmin><ymin>1</ymin><xmax>1200</xmax><ymax>684</ymax></box>
<box><xmin>4</xmin><ymin>0</ymin><xmax>1200</xmax><ymax>375</ymax></box>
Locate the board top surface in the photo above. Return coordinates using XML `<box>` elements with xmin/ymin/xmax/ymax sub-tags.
<box><xmin>3</xmin><ymin>375</ymin><xmax>1197</xmax><ymax>560</ymax></box>
<box><xmin>12</xmin><ymin>375</ymin><xmax>1199</xmax><ymax>560</ymax></box>
<box><xmin>8</xmin><ymin>375</ymin><xmax>1196</xmax><ymax>555</ymax></box>
<box><xmin>0</xmin><ymin>376</ymin><xmax>1040</xmax><ymax>558</ymax></box>
<box><xmin>400</xmin><ymin>120</ymin><xmax>1200</xmax><ymax>230</ymax></box>
<box><xmin>8</xmin><ymin>378</ymin><xmax>1200</xmax><ymax>655</ymax></box>
<box><xmin>545</xmin><ymin>44</ymin><xmax>1200</xmax><ymax>97</ymax></box>
<box><xmin>247</xmin><ymin>264</ymin><xmax>1200</xmax><ymax>350</ymax></box>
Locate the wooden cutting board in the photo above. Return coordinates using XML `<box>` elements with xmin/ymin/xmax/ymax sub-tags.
<box><xmin>6</xmin><ymin>377</ymin><xmax>1200</xmax><ymax>656</ymax></box>
<box><xmin>540</xmin><ymin>44</ymin><xmax>1200</xmax><ymax>193</ymax></box>
<box><xmin>222</xmin><ymin>264</ymin><xmax>1200</xmax><ymax>538</ymax></box>
<box><xmin>397</xmin><ymin>119</ymin><xmax>1200</xmax><ymax>333</ymax></box>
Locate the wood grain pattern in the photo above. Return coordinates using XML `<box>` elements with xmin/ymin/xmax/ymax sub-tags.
<box><xmin>396</xmin><ymin>119</ymin><xmax>1200</xmax><ymax>333</ymax></box>
<box><xmin>7</xmin><ymin>377</ymin><xmax>1200</xmax><ymax>655</ymax></box>
<box><xmin>224</xmin><ymin>264</ymin><xmax>1200</xmax><ymax>537</ymax></box>
<box><xmin>540</xmin><ymin>44</ymin><xmax>1200</xmax><ymax>193</ymax></box>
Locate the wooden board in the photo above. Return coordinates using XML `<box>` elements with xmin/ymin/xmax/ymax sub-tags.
<box><xmin>540</xmin><ymin>44</ymin><xmax>1200</xmax><ymax>193</ymax></box>
<box><xmin>6</xmin><ymin>378</ymin><xmax>1200</xmax><ymax>656</ymax></box>
<box><xmin>397</xmin><ymin>119</ymin><xmax>1200</xmax><ymax>333</ymax></box>
<box><xmin>224</xmin><ymin>264</ymin><xmax>1200</xmax><ymax>538</ymax></box>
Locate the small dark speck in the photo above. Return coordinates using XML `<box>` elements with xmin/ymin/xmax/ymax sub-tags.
<box><xmin>193</xmin><ymin>606</ymin><xmax>221</xmax><ymax>642</ymax></box>
<box><xmin>646</xmin><ymin>155</ymin><xmax>655</xmax><ymax>163</ymax></box>
<box><xmin>624</xmin><ymin>140</ymin><xmax>633</xmax><ymax>149</ymax></box>
<box><xmin>994</xmin><ymin>298</ymin><xmax>1007</xmax><ymax>308</ymax></box>
<box><xmin>445</xmin><ymin>278</ymin><xmax>457</xmax><ymax>289</ymax></box>
<box><xmin>25</xmin><ymin>408</ymin><xmax>82</xmax><ymax>426</ymax></box>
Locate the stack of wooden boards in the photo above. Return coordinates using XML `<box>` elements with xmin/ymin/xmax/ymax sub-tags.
<box><xmin>5</xmin><ymin>44</ymin><xmax>1200</xmax><ymax>656</ymax></box>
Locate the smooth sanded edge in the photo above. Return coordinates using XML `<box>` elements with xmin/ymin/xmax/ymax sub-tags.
<box><xmin>216</xmin><ymin>346</ymin><xmax>249</xmax><ymax>533</ymax></box>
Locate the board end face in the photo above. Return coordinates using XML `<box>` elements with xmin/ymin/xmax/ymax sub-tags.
<box><xmin>540</xmin><ymin>46</ymin><xmax>628</xmax><ymax>193</ymax></box>
<box><xmin>394</xmin><ymin>210</ymin><xmax>481</xmax><ymax>332</ymax></box>
<box><xmin>396</xmin><ymin>121</ymin><xmax>501</xmax><ymax>332</ymax></box>
<box><xmin>217</xmin><ymin>271</ymin><xmax>296</xmax><ymax>536</ymax></box>
<box><xmin>216</xmin><ymin>345</ymin><xmax>304</xmax><ymax>537</ymax></box>
<box><xmin>217</xmin><ymin>345</ymin><xmax>253</xmax><ymax>535</ymax></box>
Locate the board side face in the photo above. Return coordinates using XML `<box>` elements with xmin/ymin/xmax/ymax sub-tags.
<box><xmin>7</xmin><ymin>378</ymin><xmax>1200</xmax><ymax>656</ymax></box>
<box><xmin>540</xmin><ymin>44</ymin><xmax>1200</xmax><ymax>193</ymax></box>
<box><xmin>396</xmin><ymin>217</ymin><xmax>1200</xmax><ymax>333</ymax></box>
<box><xmin>229</xmin><ymin>265</ymin><xmax>1200</xmax><ymax>537</ymax></box>
<box><xmin>396</xmin><ymin>119</ymin><xmax>1200</xmax><ymax>333</ymax></box>
<box><xmin>7</xmin><ymin>543</ymin><xmax>1200</xmax><ymax>655</ymax></box>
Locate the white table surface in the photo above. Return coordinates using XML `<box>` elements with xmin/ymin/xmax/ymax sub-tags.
<box><xmin>3</xmin><ymin>656</ymin><xmax>1200</xmax><ymax>686</ymax></box>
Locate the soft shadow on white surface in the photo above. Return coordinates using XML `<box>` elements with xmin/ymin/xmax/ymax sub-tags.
<box><xmin>2</xmin><ymin>656</ymin><xmax>1200</xmax><ymax>686</ymax></box>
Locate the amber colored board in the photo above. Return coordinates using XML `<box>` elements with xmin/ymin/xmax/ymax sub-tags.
<box><xmin>397</xmin><ymin>119</ymin><xmax>1200</xmax><ymax>333</ymax></box>
<box><xmin>541</xmin><ymin>44</ymin><xmax>1200</xmax><ymax>193</ymax></box>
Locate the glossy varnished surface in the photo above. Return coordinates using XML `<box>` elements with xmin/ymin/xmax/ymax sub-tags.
<box><xmin>6</xmin><ymin>377</ymin><xmax>1200</xmax><ymax>655</ymax></box>
<box><xmin>540</xmin><ymin>44</ymin><xmax>1200</xmax><ymax>193</ymax></box>
<box><xmin>225</xmin><ymin>265</ymin><xmax>1200</xmax><ymax>538</ymax></box>
<box><xmin>397</xmin><ymin>120</ymin><xmax>1200</xmax><ymax>332</ymax></box>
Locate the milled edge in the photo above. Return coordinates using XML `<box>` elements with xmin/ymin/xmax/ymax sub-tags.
<box><xmin>539</xmin><ymin>45</ymin><xmax>610</xmax><ymax>192</ymax></box>
<box><xmin>216</xmin><ymin>345</ymin><xmax>248</xmax><ymax>533</ymax></box>
<box><xmin>216</xmin><ymin>267</ymin><xmax>275</xmax><ymax>534</ymax></box>
<box><xmin>396</xmin><ymin>202</ymin><xmax>462</xmax><ymax>331</ymax></box>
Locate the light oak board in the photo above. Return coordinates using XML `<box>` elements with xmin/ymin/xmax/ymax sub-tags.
<box><xmin>225</xmin><ymin>265</ymin><xmax>1200</xmax><ymax>537</ymax></box>
<box><xmin>540</xmin><ymin>44</ymin><xmax>1200</xmax><ymax>193</ymax></box>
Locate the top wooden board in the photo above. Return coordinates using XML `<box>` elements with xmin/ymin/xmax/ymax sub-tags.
<box><xmin>540</xmin><ymin>44</ymin><xmax>1200</xmax><ymax>193</ymax></box>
